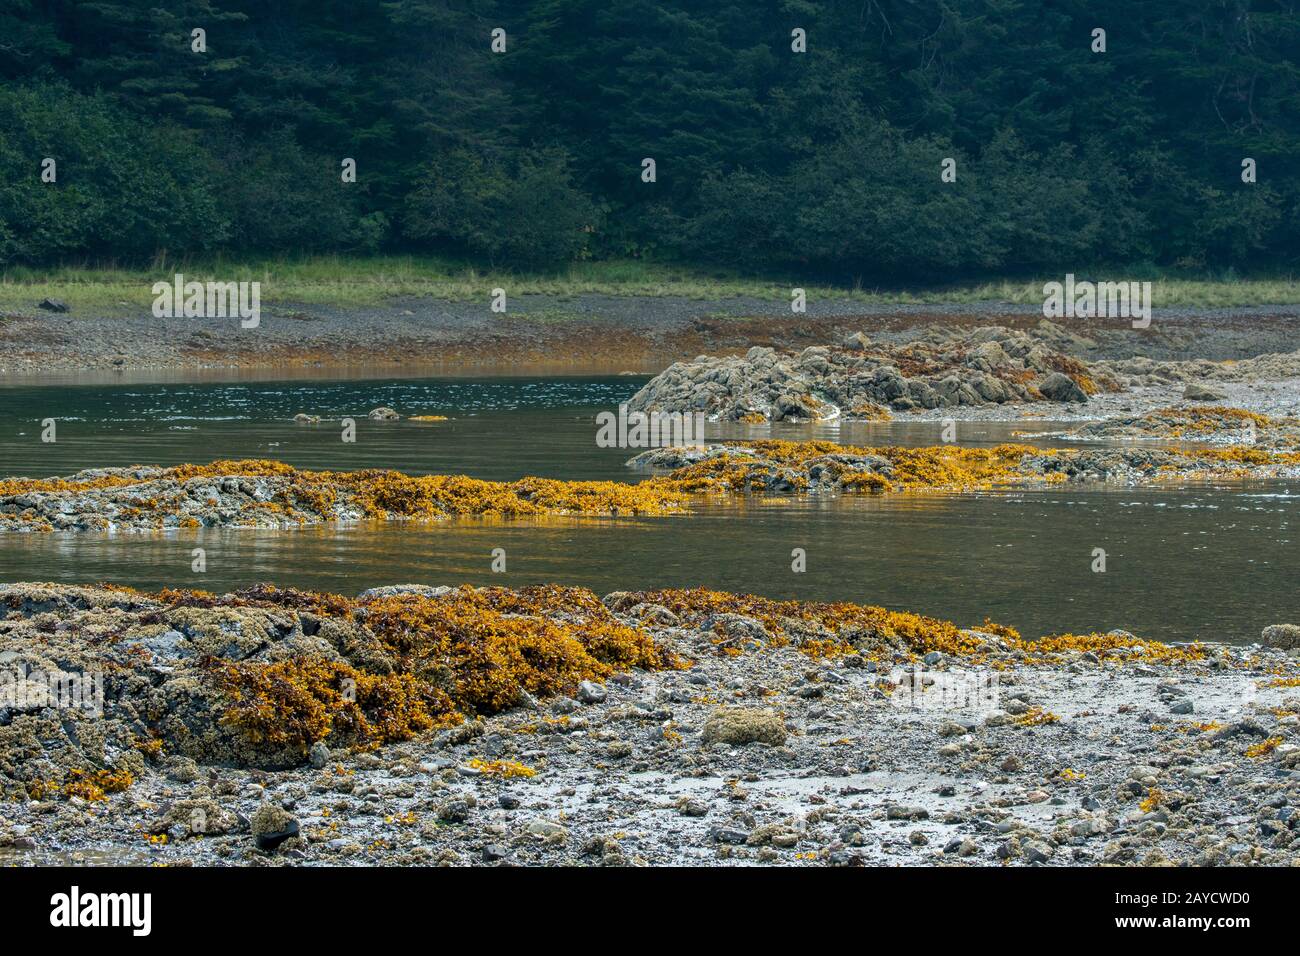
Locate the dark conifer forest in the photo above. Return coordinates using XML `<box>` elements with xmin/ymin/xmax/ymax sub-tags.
<box><xmin>2</xmin><ymin>1</ymin><xmax>1296</xmax><ymax>279</ymax></box>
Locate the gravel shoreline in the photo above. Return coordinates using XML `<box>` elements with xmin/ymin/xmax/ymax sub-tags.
<box><xmin>5</xmin><ymin>296</ymin><xmax>1300</xmax><ymax>379</ymax></box>
<box><xmin>2</xmin><ymin>582</ymin><xmax>1298</xmax><ymax>867</ymax></box>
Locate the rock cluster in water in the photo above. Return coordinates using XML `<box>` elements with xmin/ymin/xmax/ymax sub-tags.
<box><xmin>7</xmin><ymin>427</ymin><xmax>1300</xmax><ymax>535</ymax></box>
<box><xmin>0</xmin><ymin>460</ymin><xmax>686</xmax><ymax>532</ymax></box>
<box><xmin>627</xmin><ymin>328</ymin><xmax>1104</xmax><ymax>422</ymax></box>
<box><xmin>626</xmin><ymin>436</ymin><xmax>1300</xmax><ymax>495</ymax></box>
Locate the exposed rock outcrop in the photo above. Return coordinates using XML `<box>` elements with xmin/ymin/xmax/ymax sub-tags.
<box><xmin>627</xmin><ymin>328</ymin><xmax>1108</xmax><ymax>422</ymax></box>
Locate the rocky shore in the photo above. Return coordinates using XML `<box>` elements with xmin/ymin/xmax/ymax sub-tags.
<box><xmin>2</xmin><ymin>582</ymin><xmax>1298</xmax><ymax>867</ymax></box>
<box><xmin>627</xmin><ymin>324</ymin><xmax>1300</xmax><ymax>424</ymax></box>
<box><xmin>1066</xmin><ymin>406</ymin><xmax>1300</xmax><ymax>448</ymax></box>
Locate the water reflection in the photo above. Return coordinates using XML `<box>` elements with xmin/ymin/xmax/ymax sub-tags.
<box><xmin>1</xmin><ymin>375</ymin><xmax>1294</xmax><ymax>645</ymax></box>
<box><xmin>2</xmin><ymin>487</ymin><xmax>1294</xmax><ymax>645</ymax></box>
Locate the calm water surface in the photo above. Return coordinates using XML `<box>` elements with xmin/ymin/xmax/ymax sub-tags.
<box><xmin>1</xmin><ymin>376</ymin><xmax>1295</xmax><ymax>643</ymax></box>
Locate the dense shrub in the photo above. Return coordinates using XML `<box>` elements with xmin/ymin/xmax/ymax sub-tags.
<box><xmin>403</xmin><ymin>147</ymin><xmax>599</xmax><ymax>268</ymax></box>
<box><xmin>0</xmin><ymin>84</ymin><xmax>227</xmax><ymax>265</ymax></box>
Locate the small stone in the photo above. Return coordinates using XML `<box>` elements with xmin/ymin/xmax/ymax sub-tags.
<box><xmin>1263</xmin><ymin>624</ymin><xmax>1300</xmax><ymax>650</ymax></box>
<box><xmin>526</xmin><ymin>819</ymin><xmax>567</xmax><ymax>839</ymax></box>
<box><xmin>886</xmin><ymin>805</ymin><xmax>928</xmax><ymax>821</ymax></box>
<box><xmin>250</xmin><ymin>803</ymin><xmax>299</xmax><ymax>852</ymax></box>
<box><xmin>1038</xmin><ymin>372</ymin><xmax>1088</xmax><ymax>403</ymax></box>
<box><xmin>309</xmin><ymin>741</ymin><xmax>330</xmax><ymax>768</ymax></box>
<box><xmin>1169</xmin><ymin>699</ymin><xmax>1194</xmax><ymax>715</ymax></box>
<box><xmin>164</xmin><ymin>756</ymin><xmax>201</xmax><ymax>783</ymax></box>
<box><xmin>1023</xmin><ymin>840</ymin><xmax>1054</xmax><ymax>864</ymax></box>
<box><xmin>577</xmin><ymin>680</ymin><xmax>607</xmax><ymax>704</ymax></box>
<box><xmin>676</xmin><ymin>798</ymin><xmax>709</xmax><ymax>817</ymax></box>
<box><xmin>437</xmin><ymin>800</ymin><xmax>470</xmax><ymax>823</ymax></box>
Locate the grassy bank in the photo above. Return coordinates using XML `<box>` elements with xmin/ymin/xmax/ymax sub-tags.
<box><xmin>2</xmin><ymin>256</ymin><xmax>1298</xmax><ymax>313</ymax></box>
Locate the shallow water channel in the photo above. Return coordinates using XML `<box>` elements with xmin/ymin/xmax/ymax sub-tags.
<box><xmin>0</xmin><ymin>374</ymin><xmax>1295</xmax><ymax>644</ymax></box>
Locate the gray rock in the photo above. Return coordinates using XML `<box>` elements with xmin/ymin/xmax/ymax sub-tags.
<box><xmin>355</xmin><ymin>584</ymin><xmax>451</xmax><ymax>601</ymax></box>
<box><xmin>526</xmin><ymin>819</ymin><xmax>567</xmax><ymax>839</ymax></box>
<box><xmin>309</xmin><ymin>741</ymin><xmax>330</xmax><ymax>768</ymax></box>
<box><xmin>1183</xmin><ymin>382</ymin><xmax>1228</xmax><ymax>401</ymax></box>
<box><xmin>1263</xmin><ymin>624</ymin><xmax>1300</xmax><ymax>650</ymax></box>
<box><xmin>1038</xmin><ymin>372</ymin><xmax>1088</xmax><ymax>403</ymax></box>
<box><xmin>1023</xmin><ymin>840</ymin><xmax>1054</xmax><ymax>864</ymax></box>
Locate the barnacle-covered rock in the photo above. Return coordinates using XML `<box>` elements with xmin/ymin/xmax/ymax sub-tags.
<box><xmin>701</xmin><ymin>707</ymin><xmax>787</xmax><ymax>747</ymax></box>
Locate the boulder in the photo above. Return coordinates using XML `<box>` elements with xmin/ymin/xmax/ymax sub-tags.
<box><xmin>701</xmin><ymin>706</ymin><xmax>787</xmax><ymax>747</ymax></box>
<box><xmin>1038</xmin><ymin>372</ymin><xmax>1088</xmax><ymax>403</ymax></box>
<box><xmin>1263</xmin><ymin>624</ymin><xmax>1300</xmax><ymax>650</ymax></box>
<box><xmin>1183</xmin><ymin>383</ymin><xmax>1228</xmax><ymax>402</ymax></box>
